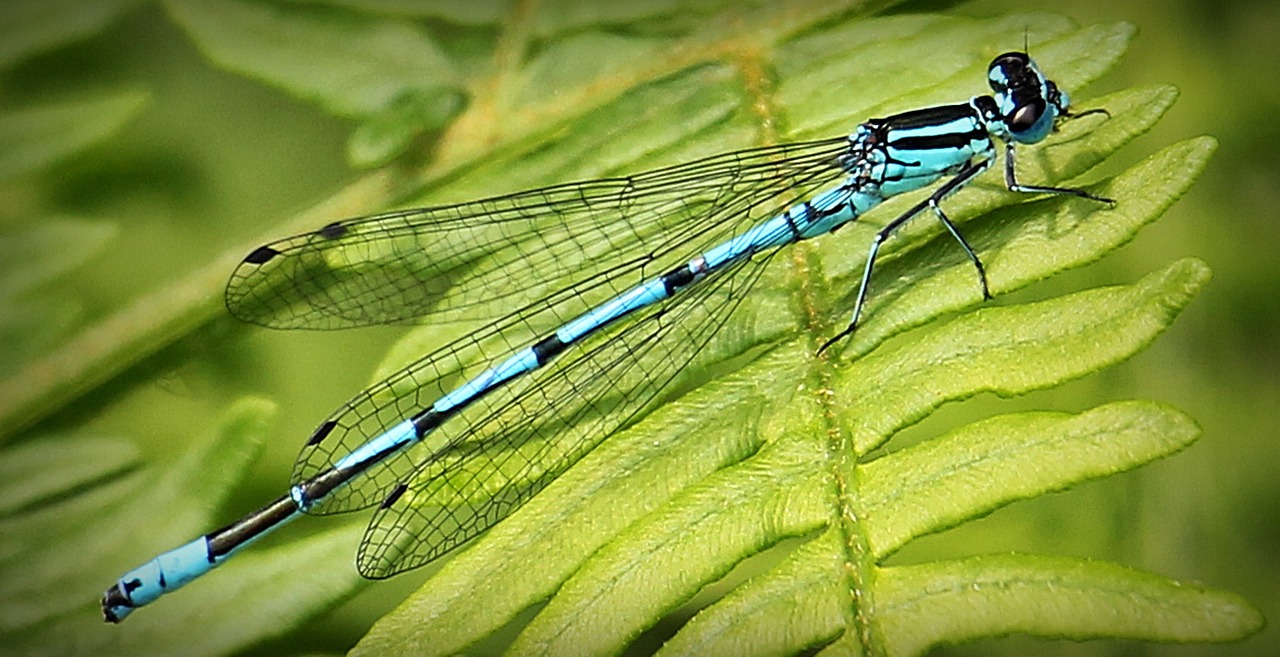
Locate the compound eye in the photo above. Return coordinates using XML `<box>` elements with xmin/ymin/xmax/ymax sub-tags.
<box><xmin>990</xmin><ymin>52</ymin><xmax>1029</xmax><ymax>72</ymax></box>
<box><xmin>988</xmin><ymin>52</ymin><xmax>1030</xmax><ymax>92</ymax></box>
<box><xmin>1008</xmin><ymin>99</ymin><xmax>1046</xmax><ymax>133</ymax></box>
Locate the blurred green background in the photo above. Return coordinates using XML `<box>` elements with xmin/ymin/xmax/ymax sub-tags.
<box><xmin>1</xmin><ymin>0</ymin><xmax>1275</xmax><ymax>655</ymax></box>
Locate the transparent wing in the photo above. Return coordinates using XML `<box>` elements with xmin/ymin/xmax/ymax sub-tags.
<box><xmin>358</xmin><ymin>248</ymin><xmax>772</xmax><ymax>577</ymax></box>
<box><xmin>225</xmin><ymin>138</ymin><xmax>850</xmax><ymax>330</ymax></box>
<box><xmin>285</xmin><ymin>135</ymin><xmax>855</xmax><ymax>576</ymax></box>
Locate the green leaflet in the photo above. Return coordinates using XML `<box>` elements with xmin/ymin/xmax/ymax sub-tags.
<box><xmin>0</xmin><ymin>90</ymin><xmax>148</xmax><ymax>181</ymax></box>
<box><xmin>876</xmin><ymin>553</ymin><xmax>1264</xmax><ymax>655</ymax></box>
<box><xmin>0</xmin><ymin>218</ymin><xmax>118</xmax><ymax>378</ymax></box>
<box><xmin>0</xmin><ymin>0</ymin><xmax>142</xmax><ymax>69</ymax></box>
<box><xmin>0</xmin><ymin>399</ymin><xmax>371</xmax><ymax>657</ymax></box>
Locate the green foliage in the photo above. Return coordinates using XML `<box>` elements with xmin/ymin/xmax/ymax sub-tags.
<box><xmin>0</xmin><ymin>0</ymin><xmax>143</xmax><ymax>69</ymax></box>
<box><xmin>0</xmin><ymin>91</ymin><xmax>148</xmax><ymax>181</ymax></box>
<box><xmin>0</xmin><ymin>2</ymin><xmax>1262</xmax><ymax>656</ymax></box>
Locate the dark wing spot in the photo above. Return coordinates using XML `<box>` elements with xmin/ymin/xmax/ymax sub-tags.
<box><xmin>243</xmin><ymin>245</ymin><xmax>280</xmax><ymax>265</ymax></box>
<box><xmin>306</xmin><ymin>420</ymin><xmax>338</xmax><ymax>446</ymax></box>
<box><xmin>380</xmin><ymin>482</ymin><xmax>408</xmax><ymax>509</ymax></box>
<box><xmin>318</xmin><ymin>222</ymin><xmax>348</xmax><ymax>240</ymax></box>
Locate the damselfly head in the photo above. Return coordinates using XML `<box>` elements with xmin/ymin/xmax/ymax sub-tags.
<box><xmin>987</xmin><ymin>51</ymin><xmax>1059</xmax><ymax>144</ymax></box>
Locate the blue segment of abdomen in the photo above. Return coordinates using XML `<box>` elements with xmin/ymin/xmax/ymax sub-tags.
<box><xmin>105</xmin><ymin>538</ymin><xmax>212</xmax><ymax>621</ymax></box>
<box><xmin>557</xmin><ymin>279</ymin><xmax>670</xmax><ymax>343</ymax></box>
<box><xmin>435</xmin><ymin>347</ymin><xmax>542</xmax><ymax>413</ymax></box>
<box><xmin>703</xmin><ymin>182</ymin><xmax>872</xmax><ymax>262</ymax></box>
<box><xmin>332</xmin><ymin>418</ymin><xmax>419</xmax><ymax>473</ymax></box>
<box><xmin>701</xmin><ymin>216</ymin><xmax>792</xmax><ymax>268</ymax></box>
<box><xmin>104</xmin><ymin>502</ymin><xmax>299</xmax><ymax>622</ymax></box>
<box><xmin>795</xmin><ymin>186</ymin><xmax>881</xmax><ymax>239</ymax></box>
